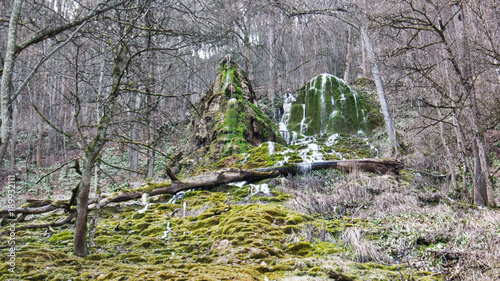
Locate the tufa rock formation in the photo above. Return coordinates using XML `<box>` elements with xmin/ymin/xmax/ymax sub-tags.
<box><xmin>286</xmin><ymin>74</ymin><xmax>382</xmax><ymax>137</ymax></box>
<box><xmin>180</xmin><ymin>55</ymin><xmax>283</xmax><ymax>173</ymax></box>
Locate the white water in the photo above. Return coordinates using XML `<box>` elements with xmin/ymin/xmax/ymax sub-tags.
<box><xmin>278</xmin><ymin>91</ymin><xmax>296</xmax><ymax>144</ymax></box>
<box><xmin>267</xmin><ymin>141</ymin><xmax>275</xmax><ymax>155</ymax></box>
<box><xmin>249</xmin><ymin>183</ymin><xmax>271</xmax><ymax>196</ymax></box>
<box><xmin>298</xmin><ymin>143</ymin><xmax>324</xmax><ymax>163</ymax></box>
<box><xmin>224</xmin><ymin>56</ymin><xmax>234</xmax><ymax>98</ymax></box>
<box><xmin>299</xmin><ymin>104</ymin><xmax>307</xmax><ymax>134</ymax></box>
<box><xmin>319</xmin><ymin>74</ymin><xmax>328</xmax><ymax>134</ymax></box>
<box><xmin>161</xmin><ymin>221</ymin><xmax>173</xmax><ymax>239</ymax></box>
<box><xmin>298</xmin><ymin>162</ymin><xmax>312</xmax><ymax>174</ymax></box>
<box><xmin>138</xmin><ymin>193</ymin><xmax>151</xmax><ymax>214</ymax></box>
<box><xmin>232</xmin><ymin>75</ymin><xmax>377</xmax><ymax>177</ymax></box>
<box><xmin>167</xmin><ymin>189</ymin><xmax>191</xmax><ymax>204</ymax></box>
<box><xmin>291</xmin><ymin>131</ymin><xmax>298</xmax><ymax>144</ymax></box>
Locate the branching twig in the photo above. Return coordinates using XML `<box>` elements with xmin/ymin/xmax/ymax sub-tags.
<box><xmin>36</xmin><ymin>159</ymin><xmax>77</xmax><ymax>184</ymax></box>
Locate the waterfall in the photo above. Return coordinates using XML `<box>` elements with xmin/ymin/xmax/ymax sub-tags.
<box><xmin>278</xmin><ymin>91</ymin><xmax>295</xmax><ymax>144</ymax></box>
<box><xmin>292</xmin><ymin>131</ymin><xmax>298</xmax><ymax>145</ymax></box>
<box><xmin>299</xmin><ymin>104</ymin><xmax>307</xmax><ymax>134</ymax></box>
<box><xmin>224</xmin><ymin>55</ymin><xmax>234</xmax><ymax>98</ymax></box>
<box><xmin>267</xmin><ymin>141</ymin><xmax>275</xmax><ymax>155</ymax></box>
<box><xmin>298</xmin><ymin>162</ymin><xmax>312</xmax><ymax>175</ymax></box>
<box><xmin>257</xmin><ymin>73</ymin><xmax>379</xmax><ymax>174</ymax></box>
<box><xmin>319</xmin><ymin>74</ymin><xmax>329</xmax><ymax>135</ymax></box>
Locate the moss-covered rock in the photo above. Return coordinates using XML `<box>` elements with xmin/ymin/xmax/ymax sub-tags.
<box><xmin>287</xmin><ymin>241</ymin><xmax>314</xmax><ymax>256</ymax></box>
<box><xmin>178</xmin><ymin>55</ymin><xmax>285</xmax><ymax>175</ymax></box>
<box><xmin>288</xmin><ymin>74</ymin><xmax>382</xmax><ymax>136</ymax></box>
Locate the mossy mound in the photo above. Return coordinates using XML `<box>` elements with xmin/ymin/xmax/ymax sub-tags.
<box><xmin>0</xmin><ymin>179</ymin><xmax>444</xmax><ymax>281</ymax></box>
<box><xmin>288</xmin><ymin>74</ymin><xmax>382</xmax><ymax>136</ymax></box>
<box><xmin>180</xmin><ymin>55</ymin><xmax>284</xmax><ymax>174</ymax></box>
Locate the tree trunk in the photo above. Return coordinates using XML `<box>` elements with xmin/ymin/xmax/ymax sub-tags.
<box><xmin>129</xmin><ymin>95</ymin><xmax>141</xmax><ymax>176</ymax></box>
<box><xmin>361</xmin><ymin>25</ymin><xmax>398</xmax><ymax>155</ymax></box>
<box><xmin>10</xmin><ymin>102</ymin><xmax>18</xmax><ymax>166</ymax></box>
<box><xmin>268</xmin><ymin>20</ymin><xmax>276</xmax><ymax>106</ymax></box>
<box><xmin>436</xmin><ymin>105</ymin><xmax>457</xmax><ymax>191</ymax></box>
<box><xmin>0</xmin><ymin>0</ymin><xmax>23</xmax><ymax>166</ymax></box>
<box><xmin>147</xmin><ymin>145</ymin><xmax>155</xmax><ymax>178</ymax></box>
<box><xmin>472</xmin><ymin>139</ymin><xmax>486</xmax><ymax>205</ymax></box>
<box><xmin>73</xmin><ymin>44</ymin><xmax>127</xmax><ymax>257</ymax></box>
<box><xmin>146</xmin><ymin>35</ymin><xmax>155</xmax><ymax>179</ymax></box>
<box><xmin>36</xmin><ymin>120</ymin><xmax>43</xmax><ymax>168</ymax></box>
<box><xmin>452</xmin><ymin>4</ymin><xmax>496</xmax><ymax>207</ymax></box>
<box><xmin>243</xmin><ymin>37</ymin><xmax>253</xmax><ymax>85</ymax></box>
<box><xmin>343</xmin><ymin>26</ymin><xmax>353</xmax><ymax>83</ymax></box>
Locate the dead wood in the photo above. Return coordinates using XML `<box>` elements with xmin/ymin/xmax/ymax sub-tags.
<box><xmin>1</xmin><ymin>159</ymin><xmax>402</xmax><ymax>218</ymax></box>
<box><xmin>0</xmin><ymin>213</ymin><xmax>75</xmax><ymax>234</ymax></box>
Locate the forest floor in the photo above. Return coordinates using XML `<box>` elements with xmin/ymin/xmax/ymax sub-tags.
<box><xmin>0</xmin><ymin>169</ymin><xmax>499</xmax><ymax>281</ymax></box>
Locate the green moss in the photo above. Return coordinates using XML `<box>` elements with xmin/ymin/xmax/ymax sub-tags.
<box><xmin>48</xmin><ymin>230</ymin><xmax>73</xmax><ymax>244</ymax></box>
<box><xmin>18</xmin><ymin>249</ymin><xmax>68</xmax><ymax>261</ymax></box>
<box><xmin>286</xmin><ymin>241</ymin><xmax>313</xmax><ymax>256</ymax></box>
<box><xmin>139</xmin><ymin>226</ymin><xmax>164</xmax><ymax>236</ymax></box>
<box><xmin>94</xmin><ymin>234</ymin><xmax>125</xmax><ymax>245</ymax></box>
<box><xmin>400</xmin><ymin>169</ymin><xmax>416</xmax><ymax>183</ymax></box>
<box><xmin>287</xmin><ymin>152</ymin><xmax>304</xmax><ymax>163</ymax></box>
<box><xmin>86</xmin><ymin>253</ymin><xmax>107</xmax><ymax>261</ymax></box>
<box><xmin>243</xmin><ymin>143</ymin><xmax>285</xmax><ymax>169</ymax></box>
<box><xmin>2</xmin><ymin>178</ymin><xmax>448</xmax><ymax>281</ymax></box>
<box><xmin>284</xmin><ymin>225</ymin><xmax>300</xmax><ymax>234</ymax></box>
<box><xmin>134</xmin><ymin>238</ymin><xmax>166</xmax><ymax>249</ymax></box>
<box><xmin>313</xmin><ymin>242</ymin><xmax>342</xmax><ymax>255</ymax></box>
<box><xmin>285</xmin><ymin>215</ymin><xmax>305</xmax><ymax>225</ymax></box>
<box><xmin>132</xmin><ymin>222</ymin><xmax>150</xmax><ymax>231</ymax></box>
<box><xmin>117</xmin><ymin>253</ymin><xmax>148</xmax><ymax>263</ymax></box>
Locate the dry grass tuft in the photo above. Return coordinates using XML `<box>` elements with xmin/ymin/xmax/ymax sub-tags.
<box><xmin>340</xmin><ymin>227</ymin><xmax>391</xmax><ymax>264</ymax></box>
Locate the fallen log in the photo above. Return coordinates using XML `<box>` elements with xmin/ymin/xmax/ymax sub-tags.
<box><xmin>1</xmin><ymin>159</ymin><xmax>402</xmax><ymax>217</ymax></box>
<box><xmin>257</xmin><ymin>158</ymin><xmax>403</xmax><ymax>175</ymax></box>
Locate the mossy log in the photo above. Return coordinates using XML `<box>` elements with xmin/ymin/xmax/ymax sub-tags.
<box><xmin>1</xmin><ymin>159</ymin><xmax>402</xmax><ymax>217</ymax></box>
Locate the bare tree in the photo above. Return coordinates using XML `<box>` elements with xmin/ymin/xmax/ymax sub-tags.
<box><xmin>378</xmin><ymin>0</ymin><xmax>497</xmax><ymax>206</ymax></box>
<box><xmin>0</xmin><ymin>0</ymin><xmax>23</xmax><ymax>165</ymax></box>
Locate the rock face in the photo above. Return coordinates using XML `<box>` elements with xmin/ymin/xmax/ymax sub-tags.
<box><xmin>285</xmin><ymin>74</ymin><xmax>382</xmax><ymax>137</ymax></box>
<box><xmin>184</xmin><ymin>55</ymin><xmax>283</xmax><ymax>171</ymax></box>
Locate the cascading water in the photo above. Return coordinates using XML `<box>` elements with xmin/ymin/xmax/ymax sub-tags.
<box><xmin>278</xmin><ymin>91</ymin><xmax>295</xmax><ymax>144</ymax></box>
<box><xmin>270</xmin><ymin>73</ymin><xmax>380</xmax><ymax>172</ymax></box>
<box><xmin>224</xmin><ymin>55</ymin><xmax>234</xmax><ymax>99</ymax></box>
<box><xmin>319</xmin><ymin>74</ymin><xmax>328</xmax><ymax>135</ymax></box>
<box><xmin>267</xmin><ymin>141</ymin><xmax>275</xmax><ymax>155</ymax></box>
<box><xmin>299</xmin><ymin>104</ymin><xmax>307</xmax><ymax>134</ymax></box>
<box><xmin>231</xmin><ymin>73</ymin><xmax>380</xmax><ymax>176</ymax></box>
<box><xmin>288</xmin><ymin>73</ymin><xmax>375</xmax><ymax>136</ymax></box>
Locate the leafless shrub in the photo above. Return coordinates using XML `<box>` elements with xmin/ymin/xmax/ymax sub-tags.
<box><xmin>278</xmin><ymin>170</ymin><xmax>398</xmax><ymax>218</ymax></box>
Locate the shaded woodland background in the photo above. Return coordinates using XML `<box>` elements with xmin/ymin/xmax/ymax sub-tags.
<box><xmin>1</xmin><ymin>0</ymin><xmax>499</xmax><ymax>206</ymax></box>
